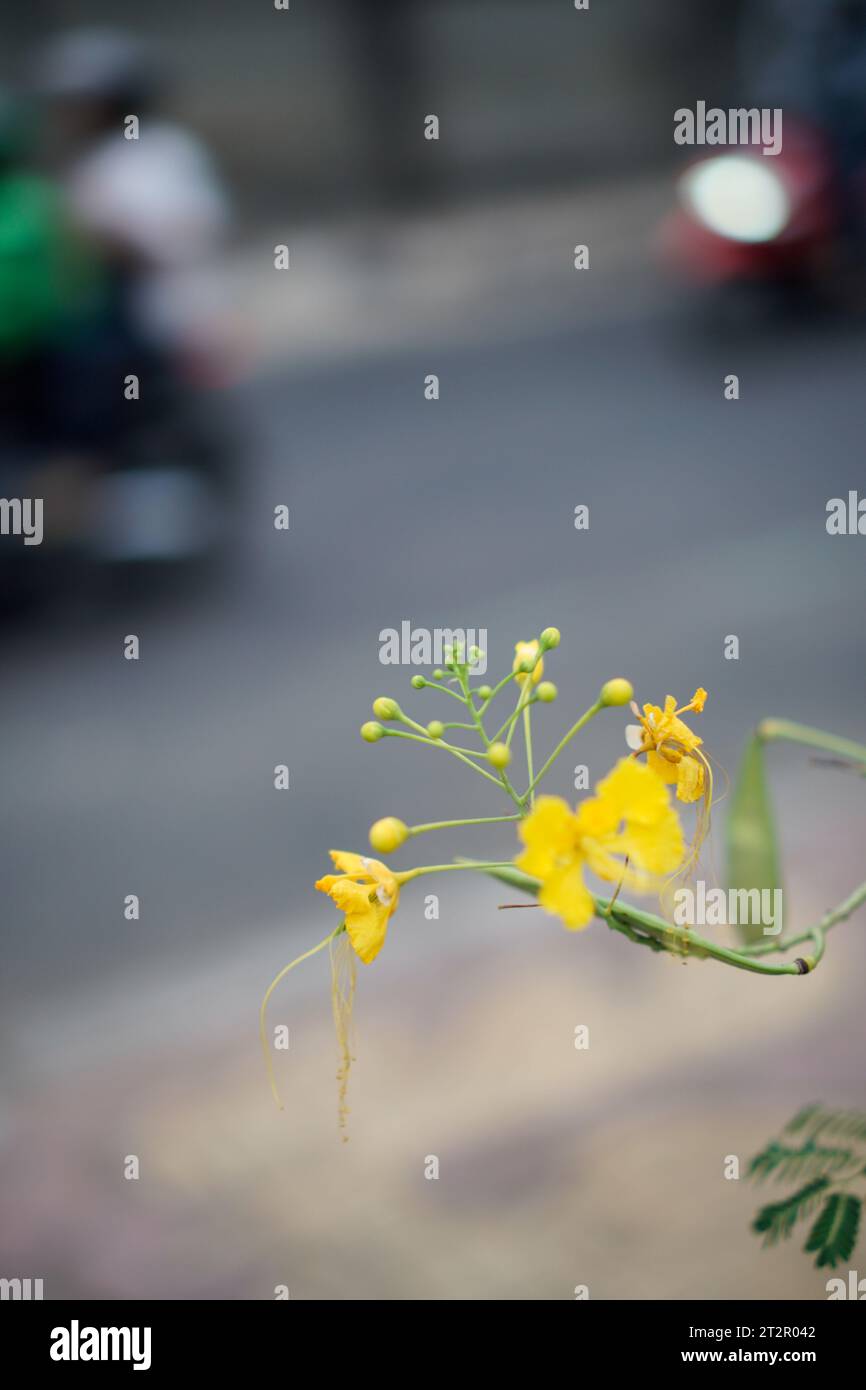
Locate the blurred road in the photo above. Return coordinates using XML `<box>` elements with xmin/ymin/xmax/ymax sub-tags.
<box><xmin>2</xmin><ymin>186</ymin><xmax>866</xmax><ymax>1299</ymax></box>
<box><xmin>3</xmin><ymin>277</ymin><xmax>865</xmax><ymax>1000</ymax></box>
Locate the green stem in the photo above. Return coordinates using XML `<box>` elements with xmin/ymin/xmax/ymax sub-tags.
<box><xmin>506</xmin><ymin>678</ymin><xmax>532</xmax><ymax>750</ymax></box>
<box><xmin>409</xmin><ymin>814</ymin><xmax>522</xmax><ymax>836</ymax></box>
<box><xmin>524</xmin><ymin>698</ymin><xmax>603</xmax><ymax>798</ymax></box>
<box><xmin>482</xmin><ymin>671</ymin><xmax>520</xmax><ymax>706</ymax></box>
<box><xmin>466</xmin><ymin>862</ymin><xmax>823</xmax><ymax>975</ymax></box>
<box><xmin>496</xmin><ymin>769</ymin><xmax>525</xmax><ymax>809</ymax></box>
<box><xmin>740</xmin><ymin>879</ymin><xmax>866</xmax><ymax>958</ymax></box>
<box><xmin>524</xmin><ymin>704</ymin><xmax>535</xmax><ymax>807</ymax></box>
<box><xmin>402</xmin><ymin>860</ymin><xmax>515</xmax><ymax>883</ymax></box>
<box><xmin>593</xmin><ymin>896</ymin><xmax>816</xmax><ymax>974</ymax></box>
<box><xmin>423</xmin><ymin>682</ymin><xmax>467</xmax><ymax>703</ymax></box>
<box><xmin>384</xmin><ymin>728</ymin><xmax>505</xmax><ymax>788</ymax></box>
<box><xmin>260</xmin><ymin>925</ymin><xmax>344</xmax><ymax>1108</ymax></box>
<box><xmin>758</xmin><ymin>718</ymin><xmax>866</xmax><ymax>768</ymax></box>
<box><xmin>457</xmin><ymin>668</ymin><xmax>491</xmax><ymax>749</ymax></box>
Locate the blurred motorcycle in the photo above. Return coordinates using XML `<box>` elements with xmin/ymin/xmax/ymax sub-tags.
<box><xmin>0</xmin><ymin>36</ymin><xmax>239</xmax><ymax>611</ymax></box>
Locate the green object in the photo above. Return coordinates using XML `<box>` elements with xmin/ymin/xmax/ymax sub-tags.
<box><xmin>805</xmin><ymin>1194</ymin><xmax>862</xmax><ymax>1269</ymax></box>
<box><xmin>749</xmin><ymin>1107</ymin><xmax>866</xmax><ymax>1268</ymax></box>
<box><xmin>0</xmin><ymin>174</ymin><xmax>103</xmax><ymax>358</ymax></box>
<box><xmin>752</xmin><ymin>1179</ymin><xmax>829</xmax><ymax>1247</ymax></box>
<box><xmin>748</xmin><ymin>1140</ymin><xmax>858</xmax><ymax>1184</ymax></box>
<box><xmin>727</xmin><ymin>731</ymin><xmax>782</xmax><ymax>940</ymax></box>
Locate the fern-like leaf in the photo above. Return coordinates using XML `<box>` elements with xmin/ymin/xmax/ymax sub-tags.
<box><xmin>752</xmin><ymin>1179</ymin><xmax>829</xmax><ymax>1247</ymax></box>
<box><xmin>785</xmin><ymin>1104</ymin><xmax>822</xmax><ymax>1137</ymax></box>
<box><xmin>785</xmin><ymin>1105</ymin><xmax>866</xmax><ymax>1144</ymax></box>
<box><xmin>804</xmin><ymin>1194</ymin><xmax>862</xmax><ymax>1269</ymax></box>
<box><xmin>748</xmin><ymin>1139</ymin><xmax>857</xmax><ymax>1184</ymax></box>
<box><xmin>814</xmin><ymin>1111</ymin><xmax>866</xmax><ymax>1143</ymax></box>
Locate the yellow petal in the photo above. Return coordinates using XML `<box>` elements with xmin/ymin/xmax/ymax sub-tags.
<box><xmin>646</xmin><ymin>748</ymin><xmax>679</xmax><ymax>786</ymax></box>
<box><xmin>344</xmin><ymin>900</ymin><xmax>391</xmax><ymax>963</ymax></box>
<box><xmin>539</xmin><ymin>860</ymin><xmax>595</xmax><ymax>930</ymax></box>
<box><xmin>594</xmin><ymin>757</ymin><xmax>671</xmax><ymax>822</ymax></box>
<box><xmin>316</xmin><ymin>862</ymin><xmax>399</xmax><ymax>963</ymax></box>
<box><xmin>513</xmin><ymin>640</ymin><xmax>544</xmax><ymax>686</ymax></box>
<box><xmin>675</xmin><ymin>754</ymin><xmax>704</xmax><ymax>803</ymax></box>
<box><xmin>620</xmin><ymin>805</ymin><xmax>685</xmax><ymax>875</ymax></box>
<box><xmin>328</xmin><ymin>850</ymin><xmax>389</xmax><ymax>879</ymax></box>
<box><xmin>517</xmin><ymin>796</ymin><xmax>578</xmax><ymax>878</ymax></box>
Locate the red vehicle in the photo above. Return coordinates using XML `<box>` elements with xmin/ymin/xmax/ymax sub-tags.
<box><xmin>660</xmin><ymin>121</ymin><xmax>844</xmax><ymax>297</ymax></box>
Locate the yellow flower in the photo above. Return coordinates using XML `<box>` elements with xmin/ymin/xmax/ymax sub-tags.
<box><xmin>315</xmin><ymin>851</ymin><xmax>400</xmax><ymax>963</ymax></box>
<box><xmin>626</xmin><ymin>688</ymin><xmax>709</xmax><ymax>804</ymax></box>
<box><xmin>513</xmin><ymin>639</ymin><xmax>544</xmax><ymax>686</ymax></box>
<box><xmin>516</xmin><ymin>758</ymin><xmax>685</xmax><ymax>930</ymax></box>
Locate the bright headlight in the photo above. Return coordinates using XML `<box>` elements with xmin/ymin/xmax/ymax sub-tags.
<box><xmin>680</xmin><ymin>155</ymin><xmax>791</xmax><ymax>243</ymax></box>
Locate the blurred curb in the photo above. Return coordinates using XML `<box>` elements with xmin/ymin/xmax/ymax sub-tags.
<box><xmin>231</xmin><ymin>173</ymin><xmax>673</xmax><ymax>371</ymax></box>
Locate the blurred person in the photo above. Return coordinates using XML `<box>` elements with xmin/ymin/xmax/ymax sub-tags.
<box><xmin>29</xmin><ymin>29</ymin><xmax>236</xmax><ymax>566</ymax></box>
<box><xmin>34</xmin><ymin>28</ymin><xmax>229</xmax><ymax>357</ymax></box>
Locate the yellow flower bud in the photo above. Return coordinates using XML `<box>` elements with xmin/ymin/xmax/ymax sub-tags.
<box><xmin>369</xmin><ymin>817</ymin><xmax>408</xmax><ymax>853</ymax></box>
<box><xmin>536</xmin><ymin>681</ymin><xmax>558</xmax><ymax>703</ymax></box>
<box><xmin>373</xmin><ymin>696</ymin><xmax>400</xmax><ymax>720</ymax></box>
<box><xmin>427</xmin><ymin>720</ymin><xmax>445</xmax><ymax>739</ymax></box>
<box><xmin>361</xmin><ymin>721</ymin><xmax>385</xmax><ymax>742</ymax></box>
<box><xmin>540</xmin><ymin>627</ymin><xmax>561</xmax><ymax>650</ymax></box>
<box><xmin>487</xmin><ymin>742</ymin><xmax>512</xmax><ymax>769</ymax></box>
<box><xmin>600</xmin><ymin>678</ymin><xmax>634</xmax><ymax>708</ymax></box>
<box><xmin>513</xmin><ymin>640</ymin><xmax>543</xmax><ymax>686</ymax></box>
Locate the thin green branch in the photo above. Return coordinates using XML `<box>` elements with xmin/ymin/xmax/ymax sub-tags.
<box><xmin>383</xmin><ymin>728</ymin><xmax>505</xmax><ymax>788</ymax></box>
<box><xmin>464</xmin><ymin>861</ymin><xmax>830</xmax><ymax>976</ymax></box>
<box><xmin>524</xmin><ymin>698</ymin><xmax>603</xmax><ymax>798</ymax></box>
<box><xmin>741</xmin><ymin>879</ymin><xmax>866</xmax><ymax>958</ymax></box>
<box><xmin>524</xmin><ymin>704</ymin><xmax>535</xmax><ymax>807</ymax></box>
<box><xmin>758</xmin><ymin>719</ymin><xmax>866</xmax><ymax>769</ymax></box>
<box><xmin>409</xmin><ymin>813</ymin><xmax>522</xmax><ymax>836</ymax></box>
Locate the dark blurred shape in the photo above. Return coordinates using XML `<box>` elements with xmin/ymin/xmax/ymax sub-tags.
<box><xmin>343</xmin><ymin>0</ymin><xmax>437</xmax><ymax>207</ymax></box>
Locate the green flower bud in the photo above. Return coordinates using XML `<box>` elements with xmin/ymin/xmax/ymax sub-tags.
<box><xmin>361</xmin><ymin>721</ymin><xmax>385</xmax><ymax>742</ymax></box>
<box><xmin>487</xmin><ymin>742</ymin><xmax>512</xmax><ymax>770</ymax></box>
<box><xmin>477</xmin><ymin>685</ymin><xmax>492</xmax><ymax>701</ymax></box>
<box><xmin>600</xmin><ymin>677</ymin><xmax>634</xmax><ymax>708</ymax></box>
<box><xmin>410</xmin><ymin>674</ymin><xmax>426</xmax><ymax>690</ymax></box>
<box><xmin>373</xmin><ymin>696</ymin><xmax>400</xmax><ymax>720</ymax></box>
<box><xmin>540</xmin><ymin>627</ymin><xmax>561</xmax><ymax>650</ymax></box>
<box><xmin>432</xmin><ymin>669</ymin><xmax>445</xmax><ymax>680</ymax></box>
<box><xmin>427</xmin><ymin>720</ymin><xmax>445</xmax><ymax>739</ymax></box>
<box><xmin>537</xmin><ymin>681</ymin><xmax>558</xmax><ymax>703</ymax></box>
